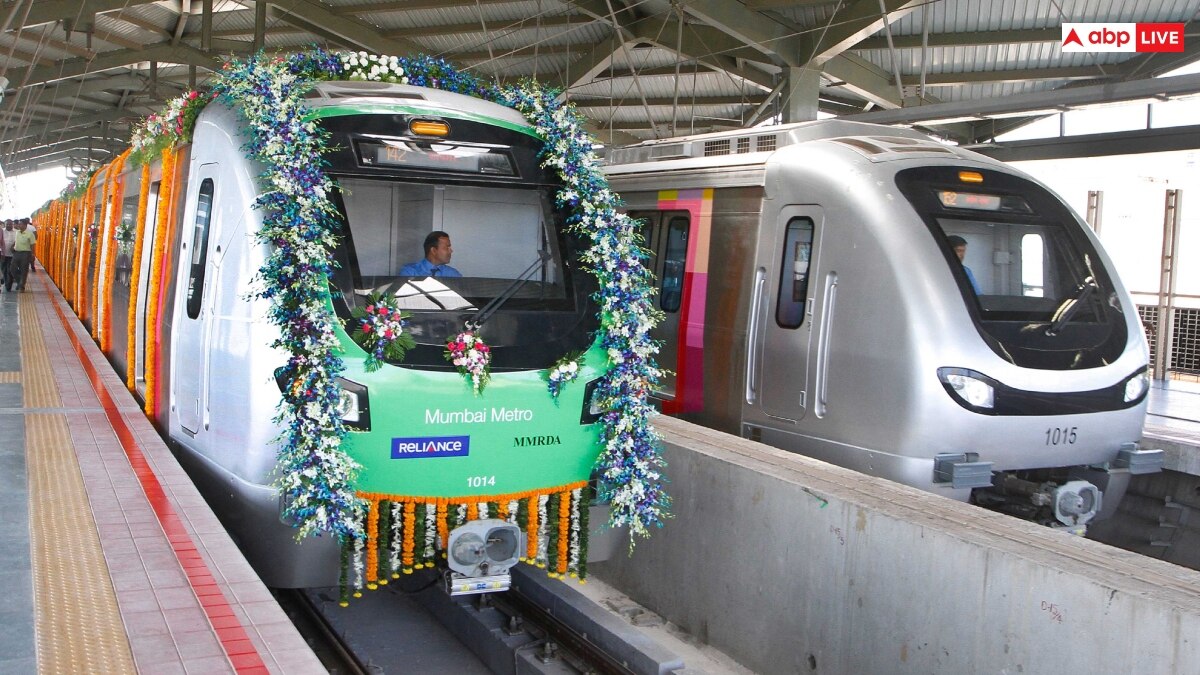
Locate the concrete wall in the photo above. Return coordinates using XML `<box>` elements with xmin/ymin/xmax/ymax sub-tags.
<box><xmin>594</xmin><ymin>417</ymin><xmax>1200</xmax><ymax>675</ymax></box>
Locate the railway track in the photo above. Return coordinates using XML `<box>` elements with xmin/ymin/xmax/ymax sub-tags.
<box><xmin>281</xmin><ymin>567</ymin><xmax>660</xmax><ymax>674</ymax></box>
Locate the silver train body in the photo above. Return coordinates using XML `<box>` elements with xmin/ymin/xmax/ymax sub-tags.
<box><xmin>606</xmin><ymin>120</ymin><xmax>1159</xmax><ymax>526</ymax></box>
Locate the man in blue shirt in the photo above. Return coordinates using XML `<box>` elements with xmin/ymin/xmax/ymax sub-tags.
<box><xmin>947</xmin><ymin>235</ymin><xmax>982</xmax><ymax>294</ymax></box>
<box><xmin>400</xmin><ymin>230</ymin><xmax>462</xmax><ymax>277</ymax></box>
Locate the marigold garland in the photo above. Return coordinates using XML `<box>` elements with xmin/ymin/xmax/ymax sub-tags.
<box><xmin>95</xmin><ymin>151</ymin><xmax>131</xmax><ymax>345</ymax></box>
<box><xmin>557</xmin><ymin>490</ymin><xmax>571</xmax><ymax>575</ymax></box>
<box><xmin>92</xmin><ymin>161</ymin><xmax>114</xmax><ymax>337</ymax></box>
<box><xmin>126</xmin><ymin>163</ymin><xmax>153</xmax><ymax>391</ymax></box>
<box><xmin>74</xmin><ymin>167</ymin><xmax>104</xmax><ymax>311</ymax></box>
<box><xmin>144</xmin><ymin>146</ymin><xmax>180</xmax><ymax>417</ymax></box>
<box><xmin>365</xmin><ymin>500</ymin><xmax>380</xmax><ymax>589</ymax></box>
<box><xmin>101</xmin><ymin>153</ymin><xmax>131</xmax><ymax>352</ymax></box>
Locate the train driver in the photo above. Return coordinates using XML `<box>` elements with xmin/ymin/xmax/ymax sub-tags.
<box><xmin>399</xmin><ymin>230</ymin><xmax>462</xmax><ymax>278</ymax></box>
<box><xmin>947</xmin><ymin>234</ymin><xmax>982</xmax><ymax>294</ymax></box>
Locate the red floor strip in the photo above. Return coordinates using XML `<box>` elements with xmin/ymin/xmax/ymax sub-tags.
<box><xmin>41</xmin><ymin>279</ymin><xmax>269</xmax><ymax>673</ymax></box>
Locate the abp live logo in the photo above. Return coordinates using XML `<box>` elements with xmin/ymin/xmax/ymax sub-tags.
<box><xmin>1062</xmin><ymin>23</ymin><xmax>1184</xmax><ymax>53</ymax></box>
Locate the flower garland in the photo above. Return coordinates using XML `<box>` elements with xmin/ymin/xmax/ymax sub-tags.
<box><xmin>495</xmin><ymin>81</ymin><xmax>670</xmax><ymax>541</ymax></box>
<box><xmin>101</xmin><ymin>152</ymin><xmax>132</xmax><ymax>350</ymax></box>
<box><xmin>348</xmin><ymin>293</ymin><xmax>416</xmax><ymax>372</ymax></box>
<box><xmin>76</xmin><ymin>166</ymin><xmax>106</xmax><ymax>315</ymax></box>
<box><xmin>339</xmin><ymin>51</ymin><xmax>409</xmax><ymax>83</ymax></box>
<box><xmin>212</xmin><ymin>50</ymin><xmax>363</xmax><ymax>541</ymax></box>
<box><xmin>126</xmin><ymin>163</ymin><xmax>152</xmax><ymax>391</ymax></box>
<box><xmin>445</xmin><ymin>330</ymin><xmax>491</xmax><ymax>395</ymax></box>
<box><xmin>546</xmin><ymin>351</ymin><xmax>585</xmax><ymax>400</ymax></box>
<box><xmin>144</xmin><ymin>146</ymin><xmax>180</xmax><ymax>418</ymax></box>
<box><xmin>95</xmin><ymin>150</ymin><xmax>130</xmax><ymax>343</ymax></box>
<box><xmin>130</xmin><ymin>90</ymin><xmax>207</xmax><ymax>167</ymax></box>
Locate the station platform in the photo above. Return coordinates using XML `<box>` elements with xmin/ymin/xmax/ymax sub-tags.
<box><xmin>1</xmin><ymin>269</ymin><xmax>323</xmax><ymax>674</ymax></box>
<box><xmin>1146</xmin><ymin>379</ymin><xmax>1200</xmax><ymax>476</ymax></box>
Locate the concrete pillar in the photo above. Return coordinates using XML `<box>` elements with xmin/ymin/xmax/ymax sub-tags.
<box><xmin>780</xmin><ymin>66</ymin><xmax>821</xmax><ymax>123</ymax></box>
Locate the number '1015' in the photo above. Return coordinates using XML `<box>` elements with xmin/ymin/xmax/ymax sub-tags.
<box><xmin>1045</xmin><ymin>426</ymin><xmax>1077</xmax><ymax>446</ymax></box>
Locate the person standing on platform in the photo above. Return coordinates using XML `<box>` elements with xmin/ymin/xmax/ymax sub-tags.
<box><xmin>0</xmin><ymin>220</ymin><xmax>13</xmax><ymax>291</ymax></box>
<box><xmin>9</xmin><ymin>219</ymin><xmax>36</xmax><ymax>292</ymax></box>
<box><xmin>24</xmin><ymin>218</ymin><xmax>35</xmax><ymax>275</ymax></box>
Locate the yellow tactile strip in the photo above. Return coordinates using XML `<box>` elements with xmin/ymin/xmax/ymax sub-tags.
<box><xmin>20</xmin><ymin>297</ymin><xmax>59</xmax><ymax>409</ymax></box>
<box><xmin>0</xmin><ymin>371</ymin><xmax>19</xmax><ymax>383</ymax></box>
<box><xmin>22</xmin><ymin>294</ymin><xmax>136</xmax><ymax>674</ymax></box>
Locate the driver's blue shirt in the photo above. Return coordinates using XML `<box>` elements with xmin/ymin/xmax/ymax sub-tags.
<box><xmin>963</xmin><ymin>265</ymin><xmax>982</xmax><ymax>294</ymax></box>
<box><xmin>399</xmin><ymin>258</ymin><xmax>462</xmax><ymax>277</ymax></box>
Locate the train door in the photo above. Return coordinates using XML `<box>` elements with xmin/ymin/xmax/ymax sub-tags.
<box><xmin>133</xmin><ymin>181</ymin><xmax>162</xmax><ymax>398</ymax></box>
<box><xmin>751</xmin><ymin>206</ymin><xmax>823</xmax><ymax>422</ymax></box>
<box><xmin>633</xmin><ymin>210</ymin><xmax>689</xmax><ymax>402</ymax></box>
<box><xmin>173</xmin><ymin>165</ymin><xmax>218</xmax><ymax>435</ymax></box>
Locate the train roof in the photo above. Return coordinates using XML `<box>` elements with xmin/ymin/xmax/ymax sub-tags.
<box><xmin>302</xmin><ymin>80</ymin><xmax>533</xmax><ymax>133</ymax></box>
<box><xmin>604</xmin><ymin>119</ymin><xmax>967</xmax><ymax>172</ymax></box>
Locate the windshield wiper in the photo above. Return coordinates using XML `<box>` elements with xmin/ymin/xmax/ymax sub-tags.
<box><xmin>1045</xmin><ymin>277</ymin><xmax>1098</xmax><ymax>336</ymax></box>
<box><xmin>467</xmin><ymin>250</ymin><xmax>552</xmax><ymax>329</ymax></box>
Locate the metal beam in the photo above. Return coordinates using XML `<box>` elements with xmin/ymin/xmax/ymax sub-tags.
<box><xmin>15</xmin><ymin>43</ymin><xmax>220</xmax><ymax>90</ymax></box>
<box><xmin>110</xmin><ymin>10</ymin><xmax>173</xmax><ymax>40</ymax></box>
<box><xmin>0</xmin><ymin>107</ymin><xmax>144</xmax><ymax>146</ymax></box>
<box><xmin>845</xmin><ymin>72</ymin><xmax>1200</xmax><ymax>125</ymax></box>
<box><xmin>680</xmin><ymin>0</ymin><xmax>801</xmax><ymax>65</ymax></box>
<box><xmin>856</xmin><ymin>28</ymin><xmax>1061</xmax><ymax>51</ymax></box>
<box><xmin>570</xmin><ymin>95</ymin><xmax>765</xmax><ymax>108</ymax></box>
<box><xmin>822</xmin><ymin>52</ymin><xmax>904</xmax><ymax>109</ymax></box>
<box><xmin>331</xmin><ymin>0</ymin><xmax>519</xmax><ymax>14</ymax></box>
<box><xmin>11</xmin><ymin>27</ymin><xmax>95</xmax><ymax>60</ymax></box>
<box><xmin>970</xmin><ymin>124</ymin><xmax>1200</xmax><ymax>162</ymax></box>
<box><xmin>743</xmin><ymin>0</ymin><xmax>840</xmax><ymax>7</ymax></box>
<box><xmin>797</xmin><ymin>0</ymin><xmax>924</xmax><ymax>66</ymax></box>
<box><xmin>265</xmin><ymin>0</ymin><xmax>425</xmax><ymax>55</ymax></box>
<box><xmin>904</xmin><ymin>66</ymin><xmax>1111</xmax><ymax>87</ymax></box>
<box><xmin>18</xmin><ymin>0</ymin><xmax>148</xmax><ymax>29</ymax></box>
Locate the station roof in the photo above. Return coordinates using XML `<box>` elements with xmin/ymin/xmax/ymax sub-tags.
<box><xmin>1</xmin><ymin>0</ymin><xmax>1198</xmax><ymax>175</ymax></box>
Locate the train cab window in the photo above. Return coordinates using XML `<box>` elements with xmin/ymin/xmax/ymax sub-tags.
<box><xmin>185</xmin><ymin>178</ymin><xmax>215</xmax><ymax>319</ymax></box>
<box><xmin>776</xmin><ymin>217</ymin><xmax>814</xmax><ymax>329</ymax></box>
<box><xmin>898</xmin><ymin>166</ymin><xmax>1127</xmax><ymax>370</ymax></box>
<box><xmin>660</xmin><ymin>217</ymin><xmax>689</xmax><ymax>313</ymax></box>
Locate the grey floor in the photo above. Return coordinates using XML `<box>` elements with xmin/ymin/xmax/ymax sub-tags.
<box><xmin>0</xmin><ymin>287</ymin><xmax>34</xmax><ymax>674</ymax></box>
<box><xmin>1147</xmin><ymin>378</ymin><xmax>1200</xmax><ymax>433</ymax></box>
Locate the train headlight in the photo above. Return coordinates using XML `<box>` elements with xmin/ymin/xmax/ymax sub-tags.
<box><xmin>1123</xmin><ymin>370</ymin><xmax>1149</xmax><ymax>403</ymax></box>
<box><xmin>335</xmin><ymin>377</ymin><xmax>371</xmax><ymax>430</ymax></box>
<box><xmin>445</xmin><ymin>519</ymin><xmax>521</xmax><ymax>596</ymax></box>
<box><xmin>938</xmin><ymin>368</ymin><xmax>995</xmax><ymax>410</ymax></box>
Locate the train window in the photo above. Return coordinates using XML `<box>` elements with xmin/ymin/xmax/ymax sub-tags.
<box><xmin>185</xmin><ymin>178</ymin><xmax>215</xmax><ymax>319</ymax></box>
<box><xmin>1021</xmin><ymin>233</ymin><xmax>1045</xmax><ymax>297</ymax></box>
<box><xmin>776</xmin><ymin>218</ymin><xmax>814</xmax><ymax>329</ymax></box>
<box><xmin>660</xmin><ymin>217</ymin><xmax>689</xmax><ymax>312</ymax></box>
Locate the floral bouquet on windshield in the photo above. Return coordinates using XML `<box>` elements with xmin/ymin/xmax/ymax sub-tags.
<box><xmin>350</xmin><ymin>293</ymin><xmax>416</xmax><ymax>372</ymax></box>
<box><xmin>446</xmin><ymin>331</ymin><xmax>491</xmax><ymax>395</ymax></box>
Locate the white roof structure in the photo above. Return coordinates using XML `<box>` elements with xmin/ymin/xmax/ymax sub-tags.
<box><xmin>1</xmin><ymin>0</ymin><xmax>1197</xmax><ymax>174</ymax></box>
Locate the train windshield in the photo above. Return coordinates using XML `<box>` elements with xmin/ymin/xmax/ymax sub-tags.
<box><xmin>897</xmin><ymin>166</ymin><xmax>1127</xmax><ymax>369</ymax></box>
<box><xmin>335</xmin><ymin>177</ymin><xmax>569</xmax><ymax>311</ymax></box>
<box><xmin>326</xmin><ymin>176</ymin><xmax>597</xmax><ymax>370</ymax></box>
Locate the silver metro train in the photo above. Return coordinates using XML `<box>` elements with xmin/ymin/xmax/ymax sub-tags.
<box><xmin>605</xmin><ymin>120</ymin><xmax>1162</xmax><ymax>529</ymax></box>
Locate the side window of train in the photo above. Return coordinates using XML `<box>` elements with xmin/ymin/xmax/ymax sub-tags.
<box><xmin>660</xmin><ymin>216</ymin><xmax>689</xmax><ymax>313</ymax></box>
<box><xmin>776</xmin><ymin>217</ymin><xmax>814</xmax><ymax>329</ymax></box>
<box><xmin>185</xmin><ymin>178</ymin><xmax>215</xmax><ymax>319</ymax></box>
